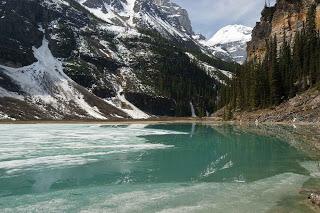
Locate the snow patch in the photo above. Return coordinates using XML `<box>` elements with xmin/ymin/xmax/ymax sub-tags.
<box><xmin>0</xmin><ymin>112</ymin><xmax>15</xmax><ymax>121</ymax></box>
<box><xmin>185</xmin><ymin>52</ymin><xmax>233</xmax><ymax>84</ymax></box>
<box><xmin>125</xmin><ymin>0</ymin><xmax>137</xmax><ymax>26</ymax></box>
<box><xmin>206</xmin><ymin>25</ymin><xmax>252</xmax><ymax>46</ymax></box>
<box><xmin>105</xmin><ymin>85</ymin><xmax>150</xmax><ymax>119</ymax></box>
<box><xmin>0</xmin><ymin>36</ymin><xmax>107</xmax><ymax>119</ymax></box>
<box><xmin>105</xmin><ymin>68</ymin><xmax>151</xmax><ymax>119</ymax></box>
<box><xmin>0</xmin><ymin>86</ymin><xmax>24</xmax><ymax>100</ymax></box>
<box><xmin>143</xmin><ymin>13</ymin><xmax>187</xmax><ymax>39</ymax></box>
<box><xmin>42</xmin><ymin>0</ymin><xmax>70</xmax><ymax>9</ymax></box>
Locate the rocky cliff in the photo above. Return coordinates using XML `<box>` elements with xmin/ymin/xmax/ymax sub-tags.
<box><xmin>247</xmin><ymin>0</ymin><xmax>320</xmax><ymax>62</ymax></box>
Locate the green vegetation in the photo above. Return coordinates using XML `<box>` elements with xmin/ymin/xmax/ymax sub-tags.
<box><xmin>127</xmin><ymin>29</ymin><xmax>239</xmax><ymax>117</ymax></box>
<box><xmin>221</xmin><ymin>3</ymin><xmax>320</xmax><ymax>114</ymax></box>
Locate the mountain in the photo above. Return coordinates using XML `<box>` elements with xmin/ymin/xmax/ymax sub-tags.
<box><xmin>0</xmin><ymin>38</ymin><xmax>130</xmax><ymax>120</ymax></box>
<box><xmin>0</xmin><ymin>0</ymin><xmax>236</xmax><ymax>120</ymax></box>
<box><xmin>247</xmin><ymin>0</ymin><xmax>320</xmax><ymax>62</ymax></box>
<box><xmin>77</xmin><ymin>0</ymin><xmax>195</xmax><ymax>39</ymax></box>
<box><xmin>218</xmin><ymin>0</ymin><xmax>320</xmax><ymax>123</ymax></box>
<box><xmin>202</xmin><ymin>25</ymin><xmax>253</xmax><ymax>64</ymax></box>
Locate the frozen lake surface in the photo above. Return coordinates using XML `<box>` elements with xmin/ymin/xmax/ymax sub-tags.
<box><xmin>0</xmin><ymin>123</ymin><xmax>318</xmax><ymax>212</ymax></box>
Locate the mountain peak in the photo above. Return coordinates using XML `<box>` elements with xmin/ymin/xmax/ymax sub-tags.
<box><xmin>202</xmin><ymin>25</ymin><xmax>253</xmax><ymax>64</ymax></box>
<box><xmin>77</xmin><ymin>0</ymin><xmax>194</xmax><ymax>38</ymax></box>
<box><xmin>206</xmin><ymin>25</ymin><xmax>253</xmax><ymax>46</ymax></box>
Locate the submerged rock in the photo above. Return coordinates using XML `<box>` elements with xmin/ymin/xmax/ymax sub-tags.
<box><xmin>308</xmin><ymin>192</ymin><xmax>320</xmax><ymax>207</ymax></box>
<box><xmin>302</xmin><ymin>188</ymin><xmax>320</xmax><ymax>207</ymax></box>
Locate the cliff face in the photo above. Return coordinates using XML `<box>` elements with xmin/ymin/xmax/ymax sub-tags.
<box><xmin>247</xmin><ymin>0</ymin><xmax>320</xmax><ymax>62</ymax></box>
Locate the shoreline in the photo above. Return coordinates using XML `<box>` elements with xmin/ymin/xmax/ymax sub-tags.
<box><xmin>0</xmin><ymin>117</ymin><xmax>219</xmax><ymax>125</ymax></box>
<box><xmin>0</xmin><ymin>117</ymin><xmax>320</xmax><ymax>126</ymax></box>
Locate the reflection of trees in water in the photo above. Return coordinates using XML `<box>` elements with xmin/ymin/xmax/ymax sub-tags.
<box><xmin>141</xmin><ymin>124</ymin><xmax>309</xmax><ymax>183</ymax></box>
<box><xmin>1</xmin><ymin>124</ymin><xmax>314</xmax><ymax>197</ymax></box>
<box><xmin>229</xmin><ymin>124</ymin><xmax>320</xmax><ymax>159</ymax></box>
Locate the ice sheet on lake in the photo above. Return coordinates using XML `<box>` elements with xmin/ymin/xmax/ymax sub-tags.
<box><xmin>0</xmin><ymin>124</ymin><xmax>184</xmax><ymax>175</ymax></box>
<box><xmin>0</xmin><ymin>173</ymin><xmax>308</xmax><ymax>213</ymax></box>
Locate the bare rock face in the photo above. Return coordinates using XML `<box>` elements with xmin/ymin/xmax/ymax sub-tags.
<box><xmin>155</xmin><ymin>0</ymin><xmax>194</xmax><ymax>35</ymax></box>
<box><xmin>79</xmin><ymin>0</ymin><xmax>194</xmax><ymax>37</ymax></box>
<box><xmin>247</xmin><ymin>0</ymin><xmax>320</xmax><ymax>62</ymax></box>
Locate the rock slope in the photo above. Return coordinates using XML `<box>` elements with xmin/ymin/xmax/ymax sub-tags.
<box><xmin>0</xmin><ymin>0</ymin><xmax>236</xmax><ymax>120</ymax></box>
<box><xmin>247</xmin><ymin>0</ymin><xmax>320</xmax><ymax>62</ymax></box>
<box><xmin>213</xmin><ymin>87</ymin><xmax>320</xmax><ymax>123</ymax></box>
<box><xmin>0</xmin><ymin>36</ymin><xmax>129</xmax><ymax>120</ymax></box>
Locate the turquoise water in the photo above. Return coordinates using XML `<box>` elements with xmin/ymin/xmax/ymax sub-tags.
<box><xmin>0</xmin><ymin>124</ymin><xmax>318</xmax><ymax>212</ymax></box>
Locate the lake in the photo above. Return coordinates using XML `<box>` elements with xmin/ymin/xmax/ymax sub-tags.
<box><xmin>0</xmin><ymin>123</ymin><xmax>319</xmax><ymax>212</ymax></box>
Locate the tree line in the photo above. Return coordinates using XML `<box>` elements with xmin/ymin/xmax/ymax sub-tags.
<box><xmin>127</xmin><ymin>29</ymin><xmax>239</xmax><ymax>117</ymax></box>
<box><xmin>220</xmin><ymin>3</ymin><xmax>320</xmax><ymax>118</ymax></box>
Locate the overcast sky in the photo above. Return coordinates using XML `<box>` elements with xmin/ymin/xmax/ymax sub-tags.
<box><xmin>173</xmin><ymin>0</ymin><xmax>276</xmax><ymax>38</ymax></box>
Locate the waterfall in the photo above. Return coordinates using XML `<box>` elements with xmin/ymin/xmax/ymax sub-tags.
<box><xmin>190</xmin><ymin>102</ymin><xmax>197</xmax><ymax>117</ymax></box>
<box><xmin>206</xmin><ymin>111</ymin><xmax>210</xmax><ymax>117</ymax></box>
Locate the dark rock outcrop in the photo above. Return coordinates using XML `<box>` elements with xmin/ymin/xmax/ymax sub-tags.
<box><xmin>125</xmin><ymin>92</ymin><xmax>176</xmax><ymax>116</ymax></box>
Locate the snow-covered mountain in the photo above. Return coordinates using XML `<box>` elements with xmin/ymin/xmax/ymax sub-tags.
<box><xmin>202</xmin><ymin>25</ymin><xmax>253</xmax><ymax>64</ymax></box>
<box><xmin>0</xmin><ymin>0</ymin><xmax>236</xmax><ymax>120</ymax></box>
<box><xmin>0</xmin><ymin>37</ymin><xmax>130</xmax><ymax>120</ymax></box>
<box><xmin>76</xmin><ymin>0</ymin><xmax>195</xmax><ymax>40</ymax></box>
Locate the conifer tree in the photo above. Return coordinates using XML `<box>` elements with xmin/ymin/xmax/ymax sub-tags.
<box><xmin>306</xmin><ymin>4</ymin><xmax>317</xmax><ymax>86</ymax></box>
<box><xmin>220</xmin><ymin>3</ymin><xmax>320</xmax><ymax>113</ymax></box>
<box><xmin>269</xmin><ymin>35</ymin><xmax>283</xmax><ymax>105</ymax></box>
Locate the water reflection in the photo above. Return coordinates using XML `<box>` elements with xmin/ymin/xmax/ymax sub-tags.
<box><xmin>0</xmin><ymin>123</ymin><xmax>313</xmax><ymax>197</ymax></box>
<box><xmin>142</xmin><ymin>124</ymin><xmax>309</xmax><ymax>183</ymax></box>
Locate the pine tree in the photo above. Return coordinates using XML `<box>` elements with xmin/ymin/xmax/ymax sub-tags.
<box><xmin>220</xmin><ymin>3</ymin><xmax>320</xmax><ymax>113</ymax></box>
<box><xmin>270</xmin><ymin>35</ymin><xmax>283</xmax><ymax>105</ymax></box>
<box><xmin>306</xmin><ymin>4</ymin><xmax>317</xmax><ymax>86</ymax></box>
<box><xmin>279</xmin><ymin>32</ymin><xmax>292</xmax><ymax>99</ymax></box>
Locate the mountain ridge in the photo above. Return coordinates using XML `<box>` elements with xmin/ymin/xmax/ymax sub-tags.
<box><xmin>202</xmin><ymin>24</ymin><xmax>253</xmax><ymax>64</ymax></box>
<box><xmin>0</xmin><ymin>0</ymin><xmax>237</xmax><ymax>120</ymax></box>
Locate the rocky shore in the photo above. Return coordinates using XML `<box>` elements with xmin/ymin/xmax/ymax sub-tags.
<box><xmin>214</xmin><ymin>87</ymin><xmax>320</xmax><ymax>124</ymax></box>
